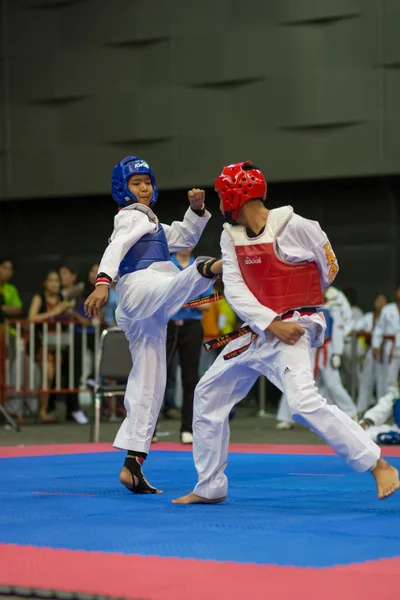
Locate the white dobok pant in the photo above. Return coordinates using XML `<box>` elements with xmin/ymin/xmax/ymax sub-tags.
<box><xmin>191</xmin><ymin>318</ymin><xmax>381</xmax><ymax>500</ymax></box>
<box><xmin>277</xmin><ymin>342</ymin><xmax>357</xmax><ymax>422</ymax></box>
<box><xmin>113</xmin><ymin>261</ymin><xmax>213</xmax><ymax>454</ymax></box>
<box><xmin>380</xmin><ymin>340</ymin><xmax>400</xmax><ymax>396</ymax></box>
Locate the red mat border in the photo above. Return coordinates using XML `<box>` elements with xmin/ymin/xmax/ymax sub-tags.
<box><xmin>0</xmin><ymin>543</ymin><xmax>398</xmax><ymax>600</ymax></box>
<box><xmin>1</xmin><ymin>441</ymin><xmax>400</xmax><ymax>458</ymax></box>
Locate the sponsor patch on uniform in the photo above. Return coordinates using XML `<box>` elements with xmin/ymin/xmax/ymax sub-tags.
<box><xmin>244</xmin><ymin>256</ymin><xmax>262</xmax><ymax>265</ymax></box>
<box><xmin>323</xmin><ymin>242</ymin><xmax>338</xmax><ymax>283</ymax></box>
<box><xmin>134</xmin><ymin>161</ymin><xmax>149</xmax><ymax>169</ymax></box>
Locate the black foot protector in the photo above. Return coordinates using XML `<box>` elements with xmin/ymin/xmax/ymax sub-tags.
<box><xmin>122</xmin><ymin>455</ymin><xmax>161</xmax><ymax>494</ymax></box>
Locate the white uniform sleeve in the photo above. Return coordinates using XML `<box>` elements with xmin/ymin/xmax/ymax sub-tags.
<box><xmin>98</xmin><ymin>209</ymin><xmax>155</xmax><ymax>281</ymax></box>
<box><xmin>279</xmin><ymin>214</ymin><xmax>339</xmax><ymax>290</ymax></box>
<box><xmin>363</xmin><ymin>387</ymin><xmax>398</xmax><ymax>426</ymax></box>
<box><xmin>330</xmin><ymin>305</ymin><xmax>346</xmax><ymax>356</ymax></box>
<box><xmin>162</xmin><ymin>208</ymin><xmax>211</xmax><ymax>253</ymax></box>
<box><xmin>355</xmin><ymin>313</ymin><xmax>369</xmax><ymax>333</ymax></box>
<box><xmin>372</xmin><ymin>309</ymin><xmax>385</xmax><ymax>350</ymax></box>
<box><xmin>220</xmin><ymin>230</ymin><xmax>277</xmax><ymax>336</ymax></box>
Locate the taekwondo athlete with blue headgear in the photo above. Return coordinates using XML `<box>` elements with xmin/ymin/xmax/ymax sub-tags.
<box><xmin>84</xmin><ymin>156</ymin><xmax>222</xmax><ymax>494</ymax></box>
<box><xmin>173</xmin><ymin>160</ymin><xmax>399</xmax><ymax>505</ymax></box>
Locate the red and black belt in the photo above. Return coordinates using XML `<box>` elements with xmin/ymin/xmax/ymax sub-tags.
<box><xmin>204</xmin><ymin>307</ymin><xmax>318</xmax><ymax>360</ymax></box>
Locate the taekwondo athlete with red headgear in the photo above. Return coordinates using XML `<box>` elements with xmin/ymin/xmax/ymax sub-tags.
<box><xmin>85</xmin><ymin>156</ymin><xmax>222</xmax><ymax>494</ymax></box>
<box><xmin>174</xmin><ymin>160</ymin><xmax>399</xmax><ymax>504</ymax></box>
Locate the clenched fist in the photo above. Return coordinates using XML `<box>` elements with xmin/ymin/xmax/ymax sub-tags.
<box><xmin>267</xmin><ymin>320</ymin><xmax>305</xmax><ymax>345</ymax></box>
<box><xmin>188</xmin><ymin>188</ymin><xmax>205</xmax><ymax>211</ymax></box>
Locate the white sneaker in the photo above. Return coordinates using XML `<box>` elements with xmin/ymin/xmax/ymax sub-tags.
<box><xmin>71</xmin><ymin>410</ymin><xmax>89</xmax><ymax>425</ymax></box>
<box><xmin>275</xmin><ymin>420</ymin><xmax>294</xmax><ymax>430</ymax></box>
<box><xmin>181</xmin><ymin>432</ymin><xmax>193</xmax><ymax>444</ymax></box>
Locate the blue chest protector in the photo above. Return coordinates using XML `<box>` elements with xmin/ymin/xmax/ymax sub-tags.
<box><xmin>119</xmin><ymin>223</ymin><xmax>169</xmax><ymax>277</ymax></box>
<box><xmin>318</xmin><ymin>307</ymin><xmax>333</xmax><ymax>340</ymax></box>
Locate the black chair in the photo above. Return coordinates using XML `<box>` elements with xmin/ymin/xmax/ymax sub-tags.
<box><xmin>88</xmin><ymin>327</ymin><xmax>132</xmax><ymax>442</ymax></box>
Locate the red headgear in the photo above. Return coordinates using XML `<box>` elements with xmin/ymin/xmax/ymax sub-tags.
<box><xmin>215</xmin><ymin>161</ymin><xmax>267</xmax><ymax>222</ymax></box>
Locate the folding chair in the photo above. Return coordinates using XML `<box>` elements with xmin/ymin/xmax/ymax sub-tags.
<box><xmin>89</xmin><ymin>327</ymin><xmax>132</xmax><ymax>443</ymax></box>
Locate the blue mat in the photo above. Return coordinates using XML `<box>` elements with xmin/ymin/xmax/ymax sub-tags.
<box><xmin>1</xmin><ymin>451</ymin><xmax>399</xmax><ymax>567</ymax></box>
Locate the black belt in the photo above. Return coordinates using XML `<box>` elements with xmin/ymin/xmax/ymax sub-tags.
<box><xmin>204</xmin><ymin>307</ymin><xmax>319</xmax><ymax>352</ymax></box>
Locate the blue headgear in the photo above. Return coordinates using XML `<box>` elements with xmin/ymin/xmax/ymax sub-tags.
<box><xmin>111</xmin><ymin>156</ymin><xmax>158</xmax><ymax>207</ymax></box>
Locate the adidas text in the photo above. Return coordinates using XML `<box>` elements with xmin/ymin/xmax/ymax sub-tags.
<box><xmin>244</xmin><ymin>256</ymin><xmax>262</xmax><ymax>265</ymax></box>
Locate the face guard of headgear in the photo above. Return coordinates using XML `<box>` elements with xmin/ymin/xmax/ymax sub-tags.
<box><xmin>214</xmin><ymin>160</ymin><xmax>267</xmax><ymax>224</ymax></box>
<box><xmin>111</xmin><ymin>156</ymin><xmax>158</xmax><ymax>208</ymax></box>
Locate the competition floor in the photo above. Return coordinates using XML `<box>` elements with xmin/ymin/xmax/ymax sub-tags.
<box><xmin>1</xmin><ymin>441</ymin><xmax>399</xmax><ymax>600</ymax></box>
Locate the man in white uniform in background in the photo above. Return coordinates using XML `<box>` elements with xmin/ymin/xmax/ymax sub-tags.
<box><xmin>355</xmin><ymin>293</ymin><xmax>387</xmax><ymax>413</ymax></box>
<box><xmin>372</xmin><ymin>286</ymin><xmax>400</xmax><ymax>396</ymax></box>
<box><xmin>314</xmin><ymin>302</ymin><xmax>358</xmax><ymax>418</ymax></box>
<box><xmin>324</xmin><ymin>285</ymin><xmax>355</xmax><ymax>392</ymax></box>
<box><xmin>85</xmin><ymin>156</ymin><xmax>222</xmax><ymax>494</ymax></box>
<box><xmin>324</xmin><ymin>286</ymin><xmax>353</xmax><ymax>337</ymax></box>
<box><xmin>174</xmin><ymin>160</ymin><xmax>399</xmax><ymax>504</ymax></box>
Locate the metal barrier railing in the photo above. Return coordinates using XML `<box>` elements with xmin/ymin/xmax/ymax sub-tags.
<box><xmin>1</xmin><ymin>319</ymin><xmax>101</xmax><ymax>428</ymax></box>
<box><xmin>0</xmin><ymin>319</ymin><xmax>366</xmax><ymax>435</ymax></box>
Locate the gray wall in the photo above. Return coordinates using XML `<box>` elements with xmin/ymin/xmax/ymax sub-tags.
<box><xmin>1</xmin><ymin>0</ymin><xmax>400</xmax><ymax>200</ymax></box>
<box><xmin>2</xmin><ymin>176</ymin><xmax>400</xmax><ymax>313</ymax></box>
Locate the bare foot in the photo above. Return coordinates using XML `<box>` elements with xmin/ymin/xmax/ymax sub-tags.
<box><xmin>172</xmin><ymin>492</ymin><xmax>225</xmax><ymax>505</ymax></box>
<box><xmin>371</xmin><ymin>459</ymin><xmax>400</xmax><ymax>499</ymax></box>
<box><xmin>120</xmin><ymin>466</ymin><xmax>162</xmax><ymax>494</ymax></box>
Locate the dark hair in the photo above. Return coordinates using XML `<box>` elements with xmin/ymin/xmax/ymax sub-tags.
<box><xmin>0</xmin><ymin>258</ymin><xmax>15</xmax><ymax>269</ymax></box>
<box><xmin>43</xmin><ymin>271</ymin><xmax>61</xmax><ymax>292</ymax></box>
<box><xmin>242</xmin><ymin>162</ymin><xmax>261</xmax><ymax>172</ymax></box>
<box><xmin>44</xmin><ymin>270</ymin><xmax>60</xmax><ymax>280</ymax></box>
<box><xmin>59</xmin><ymin>265</ymin><xmax>78</xmax><ymax>276</ymax></box>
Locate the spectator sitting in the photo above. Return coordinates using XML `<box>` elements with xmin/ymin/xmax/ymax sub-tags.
<box><xmin>0</xmin><ymin>259</ymin><xmax>23</xmax><ymax>325</ymax></box>
<box><xmin>59</xmin><ymin>265</ymin><xmax>84</xmax><ymax>306</ymax></box>
<box><xmin>61</xmin><ymin>264</ymin><xmax>98</xmax><ymax>425</ymax></box>
<box><xmin>28</xmin><ymin>270</ymin><xmax>72</xmax><ymax>422</ymax></box>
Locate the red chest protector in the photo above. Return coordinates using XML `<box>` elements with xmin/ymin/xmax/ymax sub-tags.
<box><xmin>224</xmin><ymin>206</ymin><xmax>323</xmax><ymax>315</ymax></box>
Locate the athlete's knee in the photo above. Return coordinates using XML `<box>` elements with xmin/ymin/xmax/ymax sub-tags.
<box><xmin>285</xmin><ymin>377</ymin><xmax>324</xmax><ymax>417</ymax></box>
